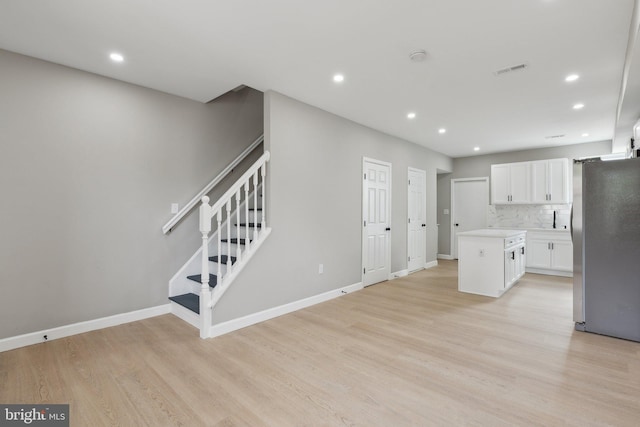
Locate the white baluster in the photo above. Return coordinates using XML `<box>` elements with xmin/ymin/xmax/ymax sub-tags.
<box><xmin>199</xmin><ymin>196</ymin><xmax>212</xmax><ymax>339</ymax></box>
<box><xmin>245</xmin><ymin>182</ymin><xmax>251</xmax><ymax>252</ymax></box>
<box><xmin>236</xmin><ymin>190</ymin><xmax>242</xmax><ymax>264</ymax></box>
<box><xmin>216</xmin><ymin>210</ymin><xmax>222</xmax><ymax>282</ymax></box>
<box><xmin>226</xmin><ymin>200</ymin><xmax>232</xmax><ymax>275</ymax></box>
<box><xmin>261</xmin><ymin>163</ymin><xmax>266</xmax><ymax>230</ymax></box>
<box><xmin>253</xmin><ymin>171</ymin><xmax>259</xmax><ymax>242</ymax></box>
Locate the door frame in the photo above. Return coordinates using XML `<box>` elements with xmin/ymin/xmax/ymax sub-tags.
<box><xmin>450</xmin><ymin>177</ymin><xmax>489</xmax><ymax>259</ymax></box>
<box><xmin>362</xmin><ymin>157</ymin><xmax>392</xmax><ymax>286</ymax></box>
<box><xmin>407</xmin><ymin>167</ymin><xmax>426</xmax><ymax>272</ymax></box>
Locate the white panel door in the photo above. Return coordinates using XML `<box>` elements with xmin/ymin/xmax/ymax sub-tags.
<box><xmin>363</xmin><ymin>159</ymin><xmax>391</xmax><ymax>286</ymax></box>
<box><xmin>452</xmin><ymin>178</ymin><xmax>489</xmax><ymax>259</ymax></box>
<box><xmin>408</xmin><ymin>168</ymin><xmax>426</xmax><ymax>272</ymax></box>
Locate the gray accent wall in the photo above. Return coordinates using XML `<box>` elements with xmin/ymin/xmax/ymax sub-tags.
<box><xmin>210</xmin><ymin>91</ymin><xmax>452</xmax><ymax>324</ymax></box>
<box><xmin>437</xmin><ymin>140</ymin><xmax>612</xmax><ymax>255</ymax></box>
<box><xmin>0</xmin><ymin>50</ymin><xmax>263</xmax><ymax>339</ymax></box>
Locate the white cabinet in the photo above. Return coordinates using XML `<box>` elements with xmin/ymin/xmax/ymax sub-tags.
<box><xmin>492</xmin><ymin>158</ymin><xmax>570</xmax><ymax>205</ymax></box>
<box><xmin>526</xmin><ymin>231</ymin><xmax>572</xmax><ymax>276</ymax></box>
<box><xmin>530</xmin><ymin>159</ymin><xmax>570</xmax><ymax>204</ymax></box>
<box><xmin>458</xmin><ymin>229</ymin><xmax>526</xmax><ymax>298</ymax></box>
<box><xmin>491</xmin><ymin>162</ymin><xmax>530</xmax><ymax>204</ymax></box>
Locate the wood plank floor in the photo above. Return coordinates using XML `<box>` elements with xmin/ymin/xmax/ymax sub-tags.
<box><xmin>1</xmin><ymin>260</ymin><xmax>639</xmax><ymax>426</ymax></box>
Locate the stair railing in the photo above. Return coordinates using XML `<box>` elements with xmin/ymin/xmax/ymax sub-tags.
<box><xmin>198</xmin><ymin>151</ymin><xmax>270</xmax><ymax>337</ymax></box>
<box><xmin>162</xmin><ymin>134</ymin><xmax>264</xmax><ymax>234</ymax></box>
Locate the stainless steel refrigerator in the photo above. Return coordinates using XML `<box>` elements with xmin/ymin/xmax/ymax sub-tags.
<box><xmin>572</xmin><ymin>156</ymin><xmax>640</xmax><ymax>342</ymax></box>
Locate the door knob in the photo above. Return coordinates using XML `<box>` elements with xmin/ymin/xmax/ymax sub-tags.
<box><xmin>455</xmin><ymin>223</ymin><xmax>459</xmax><ymax>227</ymax></box>
<box><xmin>422</xmin><ymin>224</ymin><xmax>426</xmax><ymax>227</ymax></box>
<box><xmin>385</xmin><ymin>227</ymin><xmax>391</xmax><ymax>231</ymax></box>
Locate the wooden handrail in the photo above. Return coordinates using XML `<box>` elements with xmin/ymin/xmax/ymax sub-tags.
<box><xmin>162</xmin><ymin>134</ymin><xmax>263</xmax><ymax>234</ymax></box>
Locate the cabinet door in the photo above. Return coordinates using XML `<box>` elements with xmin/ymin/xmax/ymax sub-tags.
<box><xmin>516</xmin><ymin>246</ymin><xmax>526</xmax><ymax>279</ymax></box>
<box><xmin>548</xmin><ymin>159</ymin><xmax>569</xmax><ymax>203</ymax></box>
<box><xmin>491</xmin><ymin>164</ymin><xmax>511</xmax><ymax>204</ymax></box>
<box><xmin>530</xmin><ymin>161</ymin><xmax>548</xmax><ymax>203</ymax></box>
<box><xmin>550</xmin><ymin>240</ymin><xmax>573</xmax><ymax>271</ymax></box>
<box><xmin>527</xmin><ymin>239</ymin><xmax>552</xmax><ymax>269</ymax></box>
<box><xmin>510</xmin><ymin>162</ymin><xmax>530</xmax><ymax>203</ymax></box>
<box><xmin>504</xmin><ymin>251</ymin><xmax>516</xmax><ymax>288</ymax></box>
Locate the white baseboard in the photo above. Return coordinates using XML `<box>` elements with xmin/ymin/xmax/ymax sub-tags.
<box><xmin>390</xmin><ymin>269</ymin><xmax>409</xmax><ymax>279</ymax></box>
<box><xmin>525</xmin><ymin>268</ymin><xmax>573</xmax><ymax>278</ymax></box>
<box><xmin>424</xmin><ymin>260</ymin><xmax>438</xmax><ymax>269</ymax></box>
<box><xmin>437</xmin><ymin>254</ymin><xmax>454</xmax><ymax>260</ymax></box>
<box><xmin>0</xmin><ymin>304</ymin><xmax>171</xmax><ymax>353</ymax></box>
<box><xmin>208</xmin><ymin>281</ymin><xmax>363</xmax><ymax>338</ymax></box>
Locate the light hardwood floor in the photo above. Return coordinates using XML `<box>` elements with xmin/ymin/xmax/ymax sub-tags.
<box><xmin>1</xmin><ymin>261</ymin><xmax>639</xmax><ymax>426</ymax></box>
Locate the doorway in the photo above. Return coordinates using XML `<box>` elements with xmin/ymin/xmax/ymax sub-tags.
<box><xmin>362</xmin><ymin>158</ymin><xmax>392</xmax><ymax>286</ymax></box>
<box><xmin>451</xmin><ymin>177</ymin><xmax>489</xmax><ymax>259</ymax></box>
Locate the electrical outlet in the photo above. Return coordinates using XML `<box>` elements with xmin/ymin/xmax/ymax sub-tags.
<box><xmin>319</xmin><ymin>264</ymin><xmax>324</xmax><ymax>274</ymax></box>
<box><xmin>444</xmin><ymin>208</ymin><xmax>450</xmax><ymax>215</ymax></box>
<box><xmin>171</xmin><ymin>203</ymin><xmax>179</xmax><ymax>214</ymax></box>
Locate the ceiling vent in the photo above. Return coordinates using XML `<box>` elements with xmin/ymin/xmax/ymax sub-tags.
<box><xmin>494</xmin><ymin>63</ymin><xmax>529</xmax><ymax>76</ymax></box>
<box><xmin>544</xmin><ymin>134</ymin><xmax>566</xmax><ymax>139</ymax></box>
<box><xmin>409</xmin><ymin>49</ymin><xmax>428</xmax><ymax>62</ymax></box>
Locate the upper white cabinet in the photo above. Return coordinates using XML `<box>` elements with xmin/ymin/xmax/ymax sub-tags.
<box><xmin>491</xmin><ymin>162</ymin><xmax>530</xmax><ymax>204</ymax></box>
<box><xmin>530</xmin><ymin>158</ymin><xmax>570</xmax><ymax>204</ymax></box>
<box><xmin>492</xmin><ymin>158</ymin><xmax>570</xmax><ymax>205</ymax></box>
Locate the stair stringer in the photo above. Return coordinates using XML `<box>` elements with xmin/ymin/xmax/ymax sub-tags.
<box><xmin>202</xmin><ymin>227</ymin><xmax>272</xmax><ymax>338</ymax></box>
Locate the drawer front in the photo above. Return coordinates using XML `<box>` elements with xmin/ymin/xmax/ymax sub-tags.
<box><xmin>505</xmin><ymin>235</ymin><xmax>526</xmax><ymax>248</ymax></box>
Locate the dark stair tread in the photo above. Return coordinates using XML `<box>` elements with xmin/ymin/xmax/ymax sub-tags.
<box><xmin>169</xmin><ymin>293</ymin><xmax>199</xmax><ymax>314</ymax></box>
<box><xmin>209</xmin><ymin>255</ymin><xmax>237</xmax><ymax>264</ymax></box>
<box><xmin>235</xmin><ymin>223</ymin><xmax>262</xmax><ymax>228</ymax></box>
<box><xmin>221</xmin><ymin>238</ymin><xmax>251</xmax><ymax>245</ymax></box>
<box><xmin>187</xmin><ymin>274</ymin><xmax>218</xmax><ymax>287</ymax></box>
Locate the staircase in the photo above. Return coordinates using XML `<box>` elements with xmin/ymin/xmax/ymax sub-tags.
<box><xmin>168</xmin><ymin>150</ymin><xmax>271</xmax><ymax>338</ymax></box>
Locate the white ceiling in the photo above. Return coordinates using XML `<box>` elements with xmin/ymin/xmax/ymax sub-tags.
<box><xmin>0</xmin><ymin>0</ymin><xmax>637</xmax><ymax>158</ymax></box>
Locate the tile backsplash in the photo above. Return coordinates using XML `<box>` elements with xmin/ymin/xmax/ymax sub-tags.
<box><xmin>487</xmin><ymin>204</ymin><xmax>571</xmax><ymax>230</ymax></box>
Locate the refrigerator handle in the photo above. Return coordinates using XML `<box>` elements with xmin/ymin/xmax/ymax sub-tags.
<box><xmin>569</xmin><ymin>203</ymin><xmax>573</xmax><ymax>243</ymax></box>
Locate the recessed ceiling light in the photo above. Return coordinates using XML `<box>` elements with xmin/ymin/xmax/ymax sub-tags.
<box><xmin>473</xmin><ymin>147</ymin><xmax>480</xmax><ymax>151</ymax></box>
<box><xmin>565</xmin><ymin>74</ymin><xmax>580</xmax><ymax>82</ymax></box>
<box><xmin>333</xmin><ymin>74</ymin><xmax>344</xmax><ymax>83</ymax></box>
<box><xmin>582</xmin><ymin>133</ymin><xmax>589</xmax><ymax>137</ymax></box>
<box><xmin>438</xmin><ymin>128</ymin><xmax>446</xmax><ymax>134</ymax></box>
<box><xmin>109</xmin><ymin>52</ymin><xmax>124</xmax><ymax>63</ymax></box>
<box><xmin>407</xmin><ymin>112</ymin><xmax>416</xmax><ymax>119</ymax></box>
<box><xmin>573</xmin><ymin>103</ymin><xmax>585</xmax><ymax>110</ymax></box>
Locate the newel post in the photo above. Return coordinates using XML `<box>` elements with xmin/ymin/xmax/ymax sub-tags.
<box><xmin>199</xmin><ymin>196</ymin><xmax>212</xmax><ymax>338</ymax></box>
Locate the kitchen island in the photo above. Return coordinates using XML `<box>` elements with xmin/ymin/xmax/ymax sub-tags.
<box><xmin>457</xmin><ymin>229</ymin><xmax>526</xmax><ymax>297</ymax></box>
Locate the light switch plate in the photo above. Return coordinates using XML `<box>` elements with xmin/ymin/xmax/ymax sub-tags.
<box><xmin>444</xmin><ymin>209</ymin><xmax>450</xmax><ymax>215</ymax></box>
<box><xmin>171</xmin><ymin>203</ymin><xmax>179</xmax><ymax>214</ymax></box>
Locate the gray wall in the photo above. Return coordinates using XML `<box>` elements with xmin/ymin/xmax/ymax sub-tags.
<box><xmin>0</xmin><ymin>50</ymin><xmax>263</xmax><ymax>339</ymax></box>
<box><xmin>211</xmin><ymin>91</ymin><xmax>452</xmax><ymax>323</ymax></box>
<box><xmin>437</xmin><ymin>140</ymin><xmax>612</xmax><ymax>255</ymax></box>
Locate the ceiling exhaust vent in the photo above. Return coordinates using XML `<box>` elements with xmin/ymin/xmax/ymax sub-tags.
<box><xmin>544</xmin><ymin>134</ymin><xmax>566</xmax><ymax>139</ymax></box>
<box><xmin>494</xmin><ymin>63</ymin><xmax>529</xmax><ymax>76</ymax></box>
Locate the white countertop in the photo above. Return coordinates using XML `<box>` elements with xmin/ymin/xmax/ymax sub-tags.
<box><xmin>457</xmin><ymin>229</ymin><xmax>526</xmax><ymax>238</ymax></box>
<box><xmin>488</xmin><ymin>227</ymin><xmax>570</xmax><ymax>233</ymax></box>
